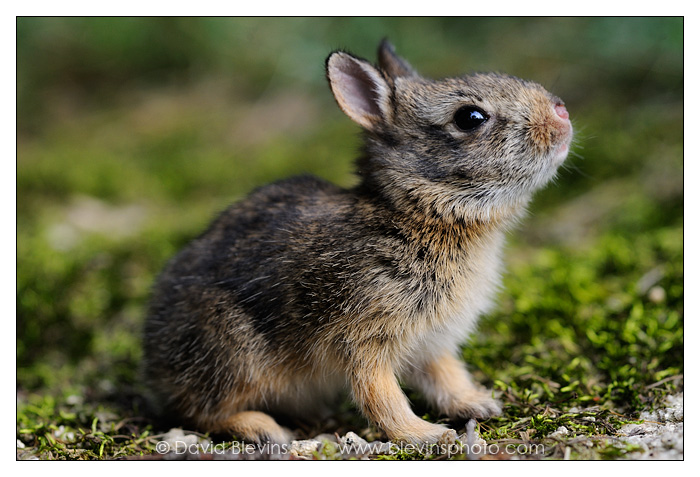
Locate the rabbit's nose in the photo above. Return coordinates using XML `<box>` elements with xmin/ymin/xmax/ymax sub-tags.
<box><xmin>554</xmin><ymin>103</ymin><xmax>569</xmax><ymax>120</ymax></box>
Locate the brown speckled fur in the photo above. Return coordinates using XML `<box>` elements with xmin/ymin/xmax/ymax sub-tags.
<box><xmin>142</xmin><ymin>40</ymin><xmax>573</xmax><ymax>445</ymax></box>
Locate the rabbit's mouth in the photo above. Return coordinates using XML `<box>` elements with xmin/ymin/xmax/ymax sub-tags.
<box><xmin>552</xmin><ymin>134</ymin><xmax>572</xmax><ymax>165</ymax></box>
<box><xmin>550</xmin><ymin>110</ymin><xmax>573</xmax><ymax>165</ymax></box>
<box><xmin>550</xmin><ymin>101</ymin><xmax>573</xmax><ymax>164</ymax></box>
<box><xmin>554</xmin><ymin>119</ymin><xmax>574</xmax><ymax>165</ymax></box>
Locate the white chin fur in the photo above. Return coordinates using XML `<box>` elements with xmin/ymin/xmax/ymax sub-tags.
<box><xmin>553</xmin><ymin>142</ymin><xmax>570</xmax><ymax>165</ymax></box>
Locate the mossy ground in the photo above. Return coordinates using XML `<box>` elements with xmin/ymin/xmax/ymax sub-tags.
<box><xmin>17</xmin><ymin>18</ymin><xmax>682</xmax><ymax>460</ymax></box>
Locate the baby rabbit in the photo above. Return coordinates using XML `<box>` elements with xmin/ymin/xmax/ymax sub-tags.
<box><xmin>143</xmin><ymin>40</ymin><xmax>573</xmax><ymax>446</ymax></box>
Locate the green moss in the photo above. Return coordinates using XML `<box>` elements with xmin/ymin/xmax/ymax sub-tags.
<box><xmin>17</xmin><ymin>393</ymin><xmax>160</xmax><ymax>460</ymax></box>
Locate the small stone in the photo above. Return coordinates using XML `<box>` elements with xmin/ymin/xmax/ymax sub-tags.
<box><xmin>548</xmin><ymin>426</ymin><xmax>569</xmax><ymax>438</ymax></box>
<box><xmin>66</xmin><ymin>394</ymin><xmax>83</xmax><ymax>406</ymax></box>
<box><xmin>162</xmin><ymin>428</ymin><xmax>185</xmax><ymax>440</ymax></box>
<box><xmin>340</xmin><ymin>431</ymin><xmax>368</xmax><ymax>448</ymax></box>
<box><xmin>648</xmin><ymin>286</ymin><xmax>666</xmax><ymax>303</ymax></box>
<box><xmin>439</xmin><ymin>429</ymin><xmax>457</xmax><ymax>446</ymax></box>
<box><xmin>161</xmin><ymin>428</ymin><xmax>202</xmax><ymax>454</ymax></box>
<box><xmin>434</xmin><ymin>429</ymin><xmax>461</xmax><ymax>456</ymax></box>
<box><xmin>16</xmin><ymin>439</ymin><xmax>25</xmax><ymax>449</ymax></box>
<box><xmin>289</xmin><ymin>439</ymin><xmax>322</xmax><ymax>459</ymax></box>
<box><xmin>339</xmin><ymin>432</ymin><xmax>371</xmax><ymax>458</ymax></box>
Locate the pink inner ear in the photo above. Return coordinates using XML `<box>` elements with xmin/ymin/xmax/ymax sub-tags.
<box><xmin>335</xmin><ymin>63</ymin><xmax>382</xmax><ymax>119</ymax></box>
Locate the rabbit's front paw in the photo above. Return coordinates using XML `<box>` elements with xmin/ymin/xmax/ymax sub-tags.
<box><xmin>446</xmin><ymin>389</ymin><xmax>502</xmax><ymax>420</ymax></box>
<box><xmin>390</xmin><ymin>420</ymin><xmax>458</xmax><ymax>449</ymax></box>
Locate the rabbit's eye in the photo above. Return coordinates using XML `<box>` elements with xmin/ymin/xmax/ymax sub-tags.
<box><xmin>453</xmin><ymin>106</ymin><xmax>488</xmax><ymax>131</ymax></box>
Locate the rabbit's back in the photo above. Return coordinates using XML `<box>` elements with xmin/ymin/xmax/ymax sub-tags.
<box><xmin>143</xmin><ymin>175</ymin><xmax>353</xmax><ymax>422</ymax></box>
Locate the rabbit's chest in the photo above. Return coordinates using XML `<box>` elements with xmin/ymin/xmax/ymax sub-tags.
<box><xmin>410</xmin><ymin>230</ymin><xmax>505</xmax><ymax>355</ymax></box>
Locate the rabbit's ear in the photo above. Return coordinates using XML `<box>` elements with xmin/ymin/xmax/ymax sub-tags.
<box><xmin>326</xmin><ymin>51</ymin><xmax>391</xmax><ymax>131</ymax></box>
<box><xmin>378</xmin><ymin>39</ymin><xmax>418</xmax><ymax>79</ymax></box>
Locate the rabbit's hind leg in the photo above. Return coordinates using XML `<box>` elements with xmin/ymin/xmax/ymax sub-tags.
<box><xmin>210</xmin><ymin>410</ymin><xmax>293</xmax><ymax>446</ymax></box>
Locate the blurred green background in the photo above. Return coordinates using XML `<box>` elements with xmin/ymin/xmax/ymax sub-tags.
<box><xmin>17</xmin><ymin>17</ymin><xmax>682</xmax><ymax>432</ymax></box>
